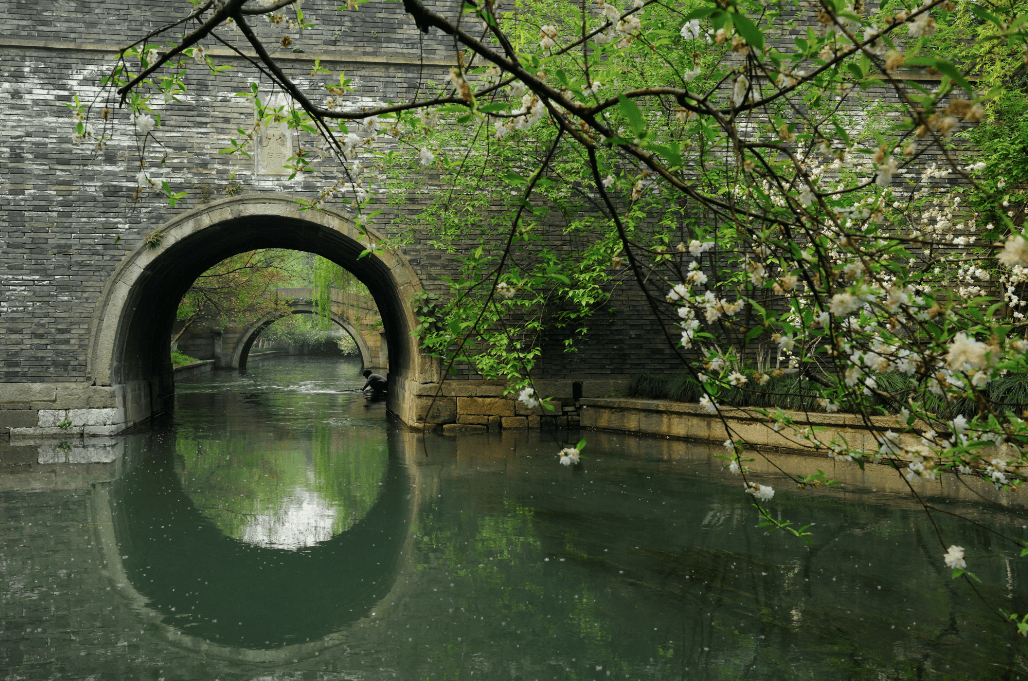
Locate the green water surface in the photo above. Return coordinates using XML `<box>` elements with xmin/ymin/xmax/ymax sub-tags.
<box><xmin>1</xmin><ymin>356</ymin><xmax>1027</xmax><ymax>679</ymax></box>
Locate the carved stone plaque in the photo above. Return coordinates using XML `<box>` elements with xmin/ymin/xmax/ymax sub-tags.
<box><xmin>255</xmin><ymin>94</ymin><xmax>294</xmax><ymax>176</ymax></box>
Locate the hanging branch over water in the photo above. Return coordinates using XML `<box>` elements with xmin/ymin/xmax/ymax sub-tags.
<box><xmin>73</xmin><ymin>0</ymin><xmax>1028</xmax><ymax>633</ymax></box>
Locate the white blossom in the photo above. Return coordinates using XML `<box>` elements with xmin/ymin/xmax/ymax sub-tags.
<box><xmin>134</xmin><ymin>113</ymin><xmax>155</xmax><ymax>136</ymax></box>
<box><xmin>829</xmin><ymin>292</ymin><xmax>860</xmax><ymax>316</ymax></box>
<box><xmin>559</xmin><ymin>447</ymin><xmax>581</xmax><ymax>466</ymax></box>
<box><xmin>946</xmin><ymin>332</ymin><xmax>991</xmax><ymax>371</ymax></box>
<box><xmin>539</xmin><ymin>25</ymin><xmax>558</xmax><ymax>50</ymax></box>
<box><xmin>746</xmin><ymin>482</ymin><xmax>775</xmax><ymax>502</ymax></box>
<box><xmin>876</xmin><ymin>157</ymin><xmax>899</xmax><ymax>187</ymax></box>
<box><xmin>685</xmin><ymin>263</ymin><xmax>707</xmax><ymax>286</ymax></box>
<box><xmin>668</xmin><ymin>283</ymin><xmax>688</xmax><ymax>301</ymax></box>
<box><xmin>418</xmin><ymin>108</ymin><xmax>439</xmax><ymax>129</ymax></box>
<box><xmin>798</xmin><ymin>183</ymin><xmax>815</xmax><ymax>206</ymax></box>
<box><xmin>879</xmin><ymin>430</ymin><xmax>902</xmax><ymax>456</ymax></box>
<box><xmin>688</xmin><ymin>240</ymin><xmax>713</xmax><ymax>257</ymax></box>
<box><xmin>943</xmin><ymin>545</ymin><xmax>966</xmax><ymax>570</ymax></box>
<box><xmin>732</xmin><ymin>75</ymin><xmax>748</xmax><ymax>107</ymax></box>
<box><xmin>418</xmin><ymin>147</ymin><xmax>435</xmax><ymax>166</ymax></box>
<box><xmin>999</xmin><ymin>235</ymin><xmax>1028</xmax><ymax>268</ymax></box>
<box><xmin>680</xmin><ymin>19</ymin><xmax>701</xmax><ymax>40</ymax></box>
<box><xmin>616</xmin><ymin>15</ymin><xmax>641</xmax><ymax>35</ymax></box>
<box><xmin>820</xmin><ymin>399</ymin><xmax>840</xmax><ymax>413</ymax></box>
<box><xmin>949</xmin><ymin>414</ymin><xmax>968</xmax><ymax>437</ymax></box>
<box><xmin>908</xmin><ymin>12</ymin><xmax>936</xmax><ymax>38</ymax></box>
<box><xmin>518</xmin><ymin>387</ymin><xmax>539</xmax><ymax>409</ymax></box>
<box><xmin>699</xmin><ymin>395</ymin><xmax>717</xmax><ymax>414</ymax></box>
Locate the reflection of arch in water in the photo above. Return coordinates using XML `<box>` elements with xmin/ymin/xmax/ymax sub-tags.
<box><xmin>89</xmin><ymin>427</ymin><xmax>435</xmax><ymax>664</ymax></box>
<box><xmin>87</xmin><ymin>194</ymin><xmax>443</xmax><ymax>431</ymax></box>
<box><xmin>231</xmin><ymin>304</ymin><xmax>374</xmax><ymax>374</ymax></box>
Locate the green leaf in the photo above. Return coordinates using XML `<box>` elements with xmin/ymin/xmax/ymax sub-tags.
<box><xmin>575</xmin><ymin>438</ymin><xmax>587</xmax><ymax>451</ymax></box>
<box><xmin>618</xmin><ymin>94</ymin><xmax>646</xmax><ymax>137</ymax></box>
<box><xmin>477</xmin><ymin>102</ymin><xmax>509</xmax><ymax>113</ymax></box>
<box><xmin>648</xmin><ymin>143</ymin><xmax>682</xmax><ymax>167</ymax></box>
<box><xmin>730</xmin><ymin>12</ymin><xmax>764</xmax><ymax>51</ymax></box>
<box><xmin>683</xmin><ymin>5</ymin><xmax>718</xmax><ymax>21</ymax></box>
<box><xmin>832</xmin><ymin>120</ymin><xmax>850</xmax><ymax>147</ymax></box>
<box><xmin>969</xmin><ymin>4</ymin><xmax>1004</xmax><ymax>28</ymax></box>
<box><xmin>934</xmin><ymin>59</ymin><xmax>974</xmax><ymax>95</ymax></box>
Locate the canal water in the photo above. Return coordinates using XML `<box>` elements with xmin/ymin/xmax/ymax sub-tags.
<box><xmin>1</xmin><ymin>356</ymin><xmax>1026</xmax><ymax>679</ymax></box>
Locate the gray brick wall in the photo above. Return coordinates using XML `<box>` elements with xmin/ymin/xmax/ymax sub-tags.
<box><xmin>0</xmin><ymin>0</ymin><xmax>972</xmax><ymax>391</ymax></box>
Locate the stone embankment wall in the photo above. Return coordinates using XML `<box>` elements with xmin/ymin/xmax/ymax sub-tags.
<box><xmin>579</xmin><ymin>398</ymin><xmax>909</xmax><ymax>453</ymax></box>
<box><xmin>172</xmin><ymin>360</ymin><xmax>215</xmax><ymax>380</ymax></box>
<box><xmin>575</xmin><ymin>397</ymin><xmax>1023</xmax><ymax>487</ymax></box>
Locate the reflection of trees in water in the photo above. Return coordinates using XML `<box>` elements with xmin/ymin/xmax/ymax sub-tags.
<box><xmin>175</xmin><ymin>418</ymin><xmax>387</xmax><ymax>549</ymax></box>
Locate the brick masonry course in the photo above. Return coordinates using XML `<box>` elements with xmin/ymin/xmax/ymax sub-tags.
<box><xmin>0</xmin><ymin>1</ymin><xmax>677</xmax><ymax>409</ymax></box>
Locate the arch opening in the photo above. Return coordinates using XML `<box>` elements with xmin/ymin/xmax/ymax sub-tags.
<box><xmin>89</xmin><ymin>195</ymin><xmax>441</xmax><ymax>431</ymax></box>
<box><xmin>235</xmin><ymin>308</ymin><xmax>376</xmax><ymax>375</ymax></box>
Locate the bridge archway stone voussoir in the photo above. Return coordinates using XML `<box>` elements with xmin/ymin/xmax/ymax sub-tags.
<box><xmin>88</xmin><ymin>193</ymin><xmax>432</xmax><ymax>431</ymax></box>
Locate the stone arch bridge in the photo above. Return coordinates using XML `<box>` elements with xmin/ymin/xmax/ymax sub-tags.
<box><xmin>175</xmin><ymin>287</ymin><xmax>388</xmax><ymax>374</ymax></box>
<box><xmin>0</xmin><ymin>0</ymin><xmax>675</xmax><ymax>438</ymax></box>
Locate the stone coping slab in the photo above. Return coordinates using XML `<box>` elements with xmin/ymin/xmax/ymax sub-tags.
<box><xmin>579</xmin><ymin>397</ymin><xmax>913</xmax><ymax>430</ymax></box>
<box><xmin>577</xmin><ymin>397</ymin><xmax>939</xmax><ymax>456</ymax></box>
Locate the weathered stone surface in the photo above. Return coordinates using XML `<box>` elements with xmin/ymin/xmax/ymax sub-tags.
<box><xmin>37</xmin><ymin>410</ymin><xmax>71</xmax><ymax>428</ymax></box>
<box><xmin>38</xmin><ymin>408</ymin><xmax>119</xmax><ymax>428</ymax></box>
<box><xmin>0</xmin><ymin>384</ymin><xmax>57</xmax><ymax>405</ymax></box>
<box><xmin>500</xmin><ymin>416</ymin><xmax>527</xmax><ymax>429</ymax></box>
<box><xmin>68</xmin><ymin>408</ymin><xmax>119</xmax><ymax>427</ymax></box>
<box><xmin>457</xmin><ymin>414</ymin><xmax>489</xmax><ymax>425</ymax></box>
<box><xmin>527</xmin><ymin>415</ymin><xmax>541</xmax><ymax>429</ymax></box>
<box><xmin>409</xmin><ymin>394</ymin><xmax>457</xmax><ymax>424</ymax></box>
<box><xmin>514</xmin><ymin>400</ymin><xmax>544</xmax><ymax>416</ymax></box>
<box><xmin>486</xmin><ymin>415</ymin><xmax>502</xmax><ymax>431</ymax></box>
<box><xmin>457</xmin><ymin>397</ymin><xmax>515</xmax><ymax>417</ymax></box>
<box><xmin>0</xmin><ymin>409</ymin><xmax>38</xmax><ymax>430</ymax></box>
<box><xmin>439</xmin><ymin>382</ymin><xmax>508</xmax><ymax>398</ymax></box>
<box><xmin>54</xmin><ymin>385</ymin><xmax>118</xmax><ymax>409</ymax></box>
<box><xmin>442</xmin><ymin>423</ymin><xmax>487</xmax><ymax>434</ymax></box>
<box><xmin>577</xmin><ymin>397</ymin><xmax>925</xmax><ymax>456</ymax></box>
<box><xmin>37</xmin><ymin>441</ymin><xmax>123</xmax><ymax>464</ymax></box>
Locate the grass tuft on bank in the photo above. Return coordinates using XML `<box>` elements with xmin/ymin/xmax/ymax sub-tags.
<box><xmin>171</xmin><ymin>350</ymin><xmax>201</xmax><ymax>367</ymax></box>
